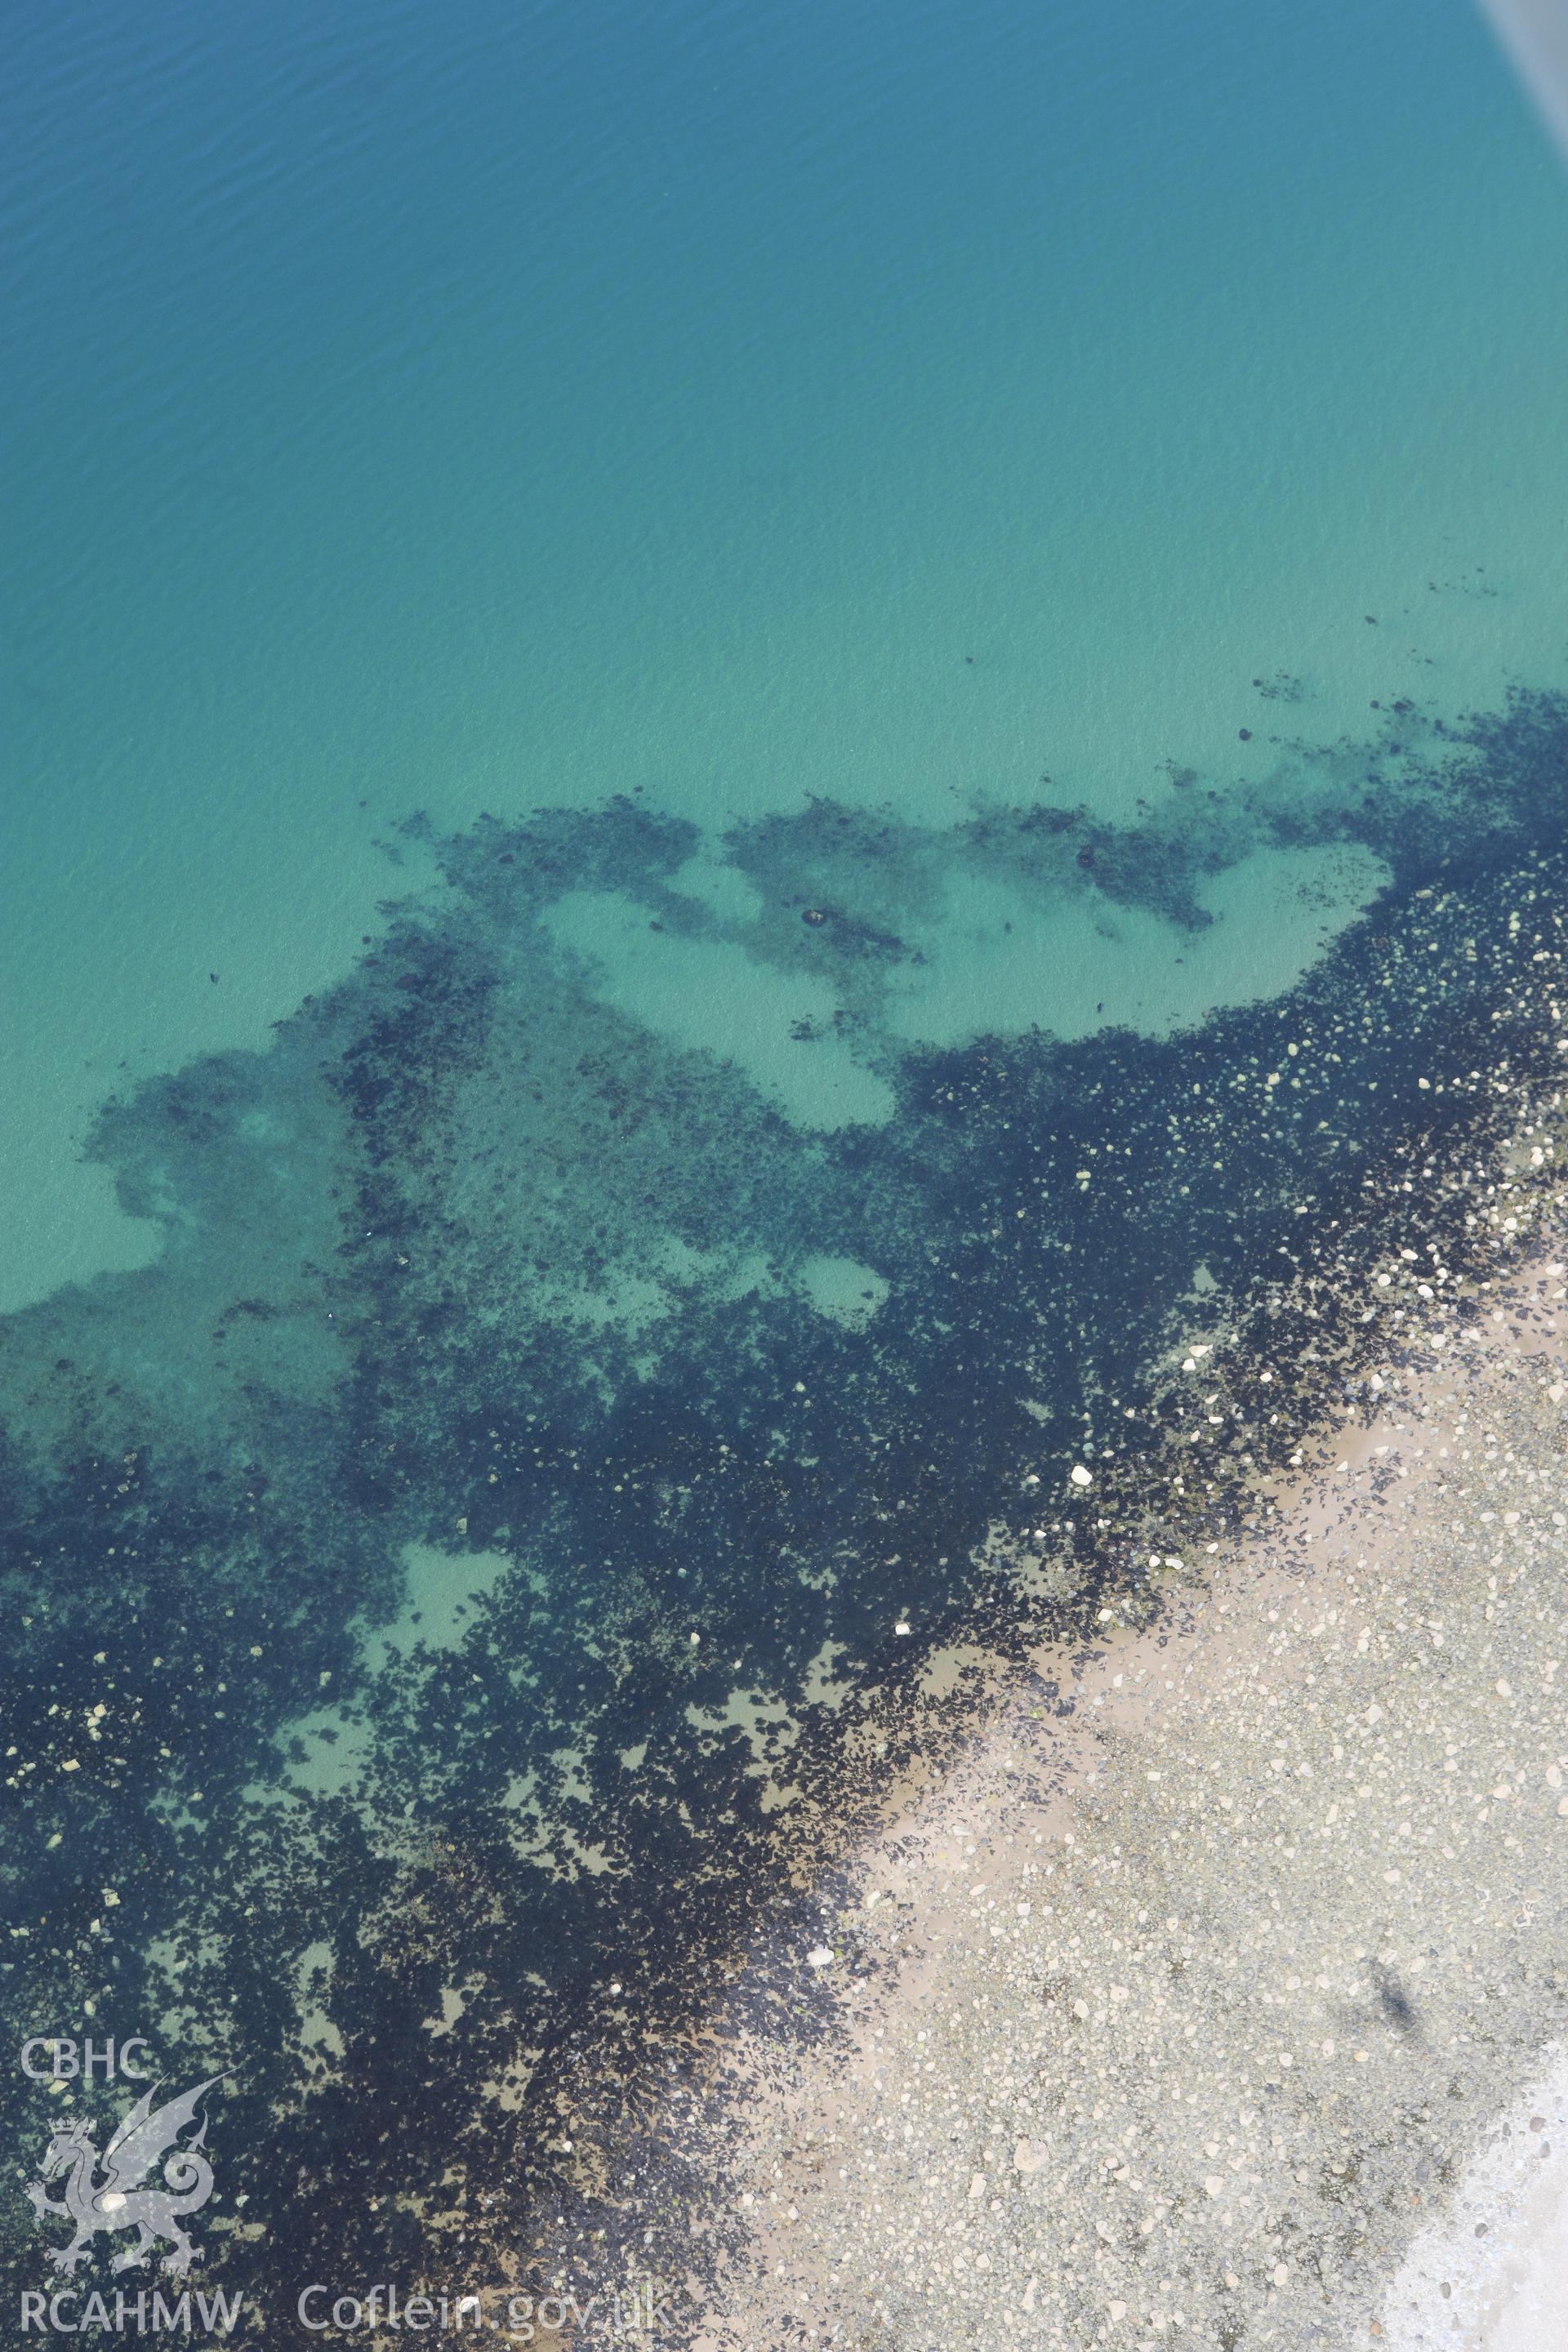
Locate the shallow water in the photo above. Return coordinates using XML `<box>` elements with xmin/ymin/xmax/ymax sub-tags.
<box><xmin>4</xmin><ymin>0</ymin><xmax>1568</xmax><ymax>2323</ymax></box>
<box><xmin>7</xmin><ymin>0</ymin><xmax>1568</xmax><ymax>1303</ymax></box>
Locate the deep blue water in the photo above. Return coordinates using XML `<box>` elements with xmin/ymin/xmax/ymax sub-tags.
<box><xmin>4</xmin><ymin>0</ymin><xmax>1568</xmax><ymax>2319</ymax></box>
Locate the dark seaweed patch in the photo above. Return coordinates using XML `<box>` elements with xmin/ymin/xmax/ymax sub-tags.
<box><xmin>2</xmin><ymin>687</ymin><xmax>1567</xmax><ymax>2324</ymax></box>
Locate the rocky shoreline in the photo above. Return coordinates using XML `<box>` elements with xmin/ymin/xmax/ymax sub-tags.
<box><xmin>666</xmin><ymin>1244</ymin><xmax>1568</xmax><ymax>2350</ymax></box>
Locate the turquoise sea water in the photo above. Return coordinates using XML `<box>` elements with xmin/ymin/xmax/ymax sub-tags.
<box><xmin>7</xmin><ymin>0</ymin><xmax>1568</xmax><ymax>1302</ymax></box>
<box><xmin>6</xmin><ymin>0</ymin><xmax>1568</xmax><ymax>2314</ymax></box>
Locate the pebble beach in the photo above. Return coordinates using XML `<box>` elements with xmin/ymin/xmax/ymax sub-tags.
<box><xmin>693</xmin><ymin>1248</ymin><xmax>1568</xmax><ymax>2351</ymax></box>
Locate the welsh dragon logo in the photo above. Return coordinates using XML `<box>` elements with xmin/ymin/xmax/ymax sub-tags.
<box><xmin>26</xmin><ymin>2076</ymin><xmax>223</xmax><ymax>2277</ymax></box>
